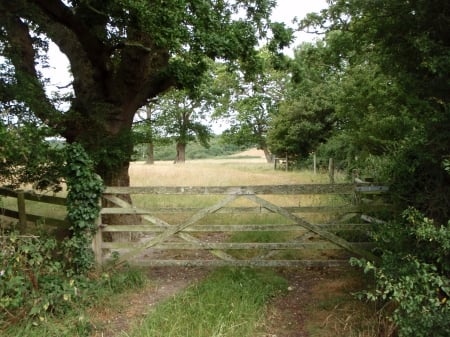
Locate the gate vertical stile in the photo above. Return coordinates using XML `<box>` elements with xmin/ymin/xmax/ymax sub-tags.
<box><xmin>92</xmin><ymin>196</ymin><xmax>103</xmax><ymax>266</ymax></box>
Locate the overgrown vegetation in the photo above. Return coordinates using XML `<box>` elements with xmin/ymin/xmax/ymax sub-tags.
<box><xmin>64</xmin><ymin>144</ymin><xmax>104</xmax><ymax>274</ymax></box>
<box><xmin>0</xmin><ymin>143</ymin><xmax>138</xmax><ymax>334</ymax></box>
<box><xmin>124</xmin><ymin>268</ymin><xmax>287</xmax><ymax>337</ymax></box>
<box><xmin>0</xmin><ymin>227</ymin><xmax>146</xmax><ymax>335</ymax></box>
<box><xmin>352</xmin><ymin>208</ymin><xmax>450</xmax><ymax>337</ymax></box>
<box><xmin>352</xmin><ymin>166</ymin><xmax>450</xmax><ymax>336</ymax></box>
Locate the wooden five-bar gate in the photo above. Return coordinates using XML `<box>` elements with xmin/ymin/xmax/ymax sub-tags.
<box><xmin>1</xmin><ymin>183</ymin><xmax>389</xmax><ymax>268</ymax></box>
<box><xmin>92</xmin><ymin>183</ymin><xmax>388</xmax><ymax>268</ymax></box>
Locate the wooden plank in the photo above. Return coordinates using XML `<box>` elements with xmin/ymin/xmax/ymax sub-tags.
<box><xmin>101</xmin><ymin>224</ymin><xmax>303</xmax><ymax>232</ymax></box>
<box><xmin>101</xmin><ymin>207</ymin><xmax>153</xmax><ymax>215</ymax></box>
<box><xmin>1</xmin><ymin>209</ymin><xmax>21</xmax><ymax>220</ymax></box>
<box><xmin>112</xmin><ymin>194</ymin><xmax>240</xmax><ymax>266</ymax></box>
<box><xmin>100</xmin><ymin>205</ymin><xmax>386</xmax><ymax>215</ymax></box>
<box><xmin>104</xmin><ymin>184</ymin><xmax>356</xmax><ymax>195</ymax></box>
<box><xmin>244</xmin><ymin>194</ymin><xmax>380</xmax><ymax>262</ymax></box>
<box><xmin>0</xmin><ymin>187</ymin><xmax>17</xmax><ymax>197</ymax></box>
<box><xmin>102</xmin><ymin>241</ymin><xmax>375</xmax><ymax>250</ymax></box>
<box><xmin>101</xmin><ymin>223</ymin><xmax>372</xmax><ymax>233</ymax></box>
<box><xmin>355</xmin><ymin>185</ymin><xmax>389</xmax><ymax>193</ymax></box>
<box><xmin>92</xmin><ymin>199</ymin><xmax>103</xmax><ymax>266</ymax></box>
<box><xmin>128</xmin><ymin>259</ymin><xmax>349</xmax><ymax>268</ymax></box>
<box><xmin>0</xmin><ymin>208</ymin><xmax>68</xmax><ymax>227</ymax></box>
<box><xmin>0</xmin><ymin>188</ymin><xmax>67</xmax><ymax>205</ymax></box>
<box><xmin>23</xmin><ymin>193</ymin><xmax>67</xmax><ymax>206</ymax></box>
<box><xmin>106</xmin><ymin>205</ymin><xmax>362</xmax><ymax>214</ymax></box>
<box><xmin>318</xmin><ymin>223</ymin><xmax>373</xmax><ymax>231</ymax></box>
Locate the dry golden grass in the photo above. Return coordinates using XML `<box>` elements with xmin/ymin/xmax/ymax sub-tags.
<box><xmin>305</xmin><ymin>270</ymin><xmax>397</xmax><ymax>337</ymax></box>
<box><xmin>129</xmin><ymin>158</ymin><xmax>343</xmax><ymax>186</ymax></box>
<box><xmin>129</xmin><ymin>154</ymin><xmax>347</xmax><ymax>223</ymax></box>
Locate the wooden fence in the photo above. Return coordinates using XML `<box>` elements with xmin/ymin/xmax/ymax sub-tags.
<box><xmin>0</xmin><ymin>187</ymin><xmax>68</xmax><ymax>232</ymax></box>
<box><xmin>1</xmin><ymin>183</ymin><xmax>390</xmax><ymax>268</ymax></box>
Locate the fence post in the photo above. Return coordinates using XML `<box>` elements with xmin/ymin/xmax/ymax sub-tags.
<box><xmin>328</xmin><ymin>158</ymin><xmax>335</xmax><ymax>184</ymax></box>
<box><xmin>17</xmin><ymin>190</ymin><xmax>27</xmax><ymax>233</ymax></box>
<box><xmin>313</xmin><ymin>152</ymin><xmax>317</xmax><ymax>174</ymax></box>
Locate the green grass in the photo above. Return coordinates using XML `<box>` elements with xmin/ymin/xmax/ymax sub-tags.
<box><xmin>123</xmin><ymin>268</ymin><xmax>287</xmax><ymax>337</ymax></box>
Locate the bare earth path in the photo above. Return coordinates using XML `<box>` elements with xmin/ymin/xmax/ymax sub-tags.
<box><xmin>90</xmin><ymin>267</ymin><xmax>211</xmax><ymax>337</ymax></box>
<box><xmin>88</xmin><ymin>266</ymin><xmax>353</xmax><ymax>337</ymax></box>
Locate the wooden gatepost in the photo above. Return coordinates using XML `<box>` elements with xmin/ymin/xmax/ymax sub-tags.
<box><xmin>93</xmin><ymin>183</ymin><xmax>389</xmax><ymax>268</ymax></box>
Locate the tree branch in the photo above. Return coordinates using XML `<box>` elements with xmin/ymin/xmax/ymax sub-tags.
<box><xmin>0</xmin><ymin>10</ymin><xmax>61</xmax><ymax>128</ymax></box>
<box><xmin>31</xmin><ymin>0</ymin><xmax>109</xmax><ymax>71</ymax></box>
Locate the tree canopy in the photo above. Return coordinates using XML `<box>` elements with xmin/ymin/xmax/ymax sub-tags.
<box><xmin>267</xmin><ymin>41</ymin><xmax>337</xmax><ymax>160</ymax></box>
<box><xmin>0</xmin><ymin>0</ymin><xmax>290</xmax><ymax>186</ymax></box>
<box><xmin>296</xmin><ymin>0</ymin><xmax>450</xmax><ymax>221</ymax></box>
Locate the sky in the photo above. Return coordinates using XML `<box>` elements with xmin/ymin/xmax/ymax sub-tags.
<box><xmin>271</xmin><ymin>0</ymin><xmax>328</xmax><ymax>54</ymax></box>
<box><xmin>45</xmin><ymin>0</ymin><xmax>329</xmax><ymax>88</ymax></box>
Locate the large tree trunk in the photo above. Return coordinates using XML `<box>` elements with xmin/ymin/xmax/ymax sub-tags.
<box><xmin>174</xmin><ymin>142</ymin><xmax>186</xmax><ymax>163</ymax></box>
<box><xmin>73</xmin><ymin>115</ymin><xmax>143</xmax><ymax>242</ymax></box>
<box><xmin>99</xmin><ymin>153</ymin><xmax>142</xmax><ymax>242</ymax></box>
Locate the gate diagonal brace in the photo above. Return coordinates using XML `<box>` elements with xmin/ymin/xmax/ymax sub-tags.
<box><xmin>103</xmin><ymin>195</ymin><xmax>170</xmax><ymax>228</ymax></box>
<box><xmin>243</xmin><ymin>194</ymin><xmax>379</xmax><ymax>262</ymax></box>
<box><xmin>113</xmin><ymin>194</ymin><xmax>239</xmax><ymax>266</ymax></box>
<box><xmin>103</xmin><ymin>195</ymin><xmax>236</xmax><ymax>262</ymax></box>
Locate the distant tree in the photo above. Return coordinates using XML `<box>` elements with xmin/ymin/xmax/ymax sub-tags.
<box><xmin>218</xmin><ymin>50</ymin><xmax>290</xmax><ymax>162</ymax></box>
<box><xmin>153</xmin><ymin>88</ymin><xmax>212</xmax><ymax>163</ymax></box>
<box><xmin>132</xmin><ymin>103</ymin><xmax>164</xmax><ymax>165</ymax></box>
<box><xmin>267</xmin><ymin>42</ymin><xmax>337</xmax><ymax>160</ymax></box>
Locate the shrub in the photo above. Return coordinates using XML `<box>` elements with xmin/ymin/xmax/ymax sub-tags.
<box><xmin>352</xmin><ymin>208</ymin><xmax>450</xmax><ymax>337</ymax></box>
<box><xmin>0</xmin><ymin>232</ymin><xmax>77</xmax><ymax>324</ymax></box>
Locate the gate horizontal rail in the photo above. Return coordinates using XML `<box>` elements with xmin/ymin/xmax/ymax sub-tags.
<box><xmin>104</xmin><ymin>184</ymin><xmax>356</xmax><ymax>195</ymax></box>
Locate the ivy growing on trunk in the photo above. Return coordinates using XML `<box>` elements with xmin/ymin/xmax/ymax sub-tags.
<box><xmin>64</xmin><ymin>143</ymin><xmax>104</xmax><ymax>274</ymax></box>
